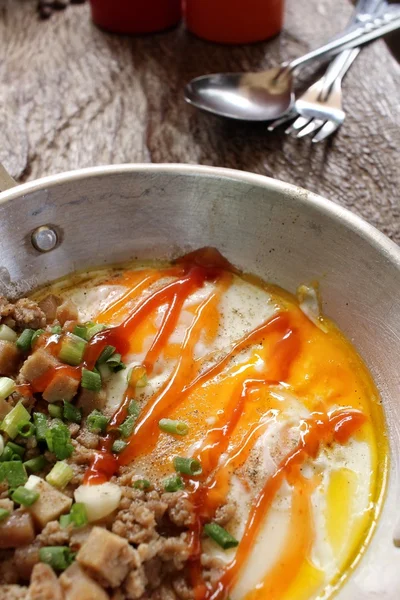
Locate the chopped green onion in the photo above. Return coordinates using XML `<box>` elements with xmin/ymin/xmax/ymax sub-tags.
<box><xmin>119</xmin><ymin>415</ymin><xmax>136</xmax><ymax>438</ymax></box>
<box><xmin>204</xmin><ymin>523</ymin><xmax>239</xmax><ymax>550</ymax></box>
<box><xmin>73</xmin><ymin>325</ymin><xmax>88</xmax><ymax>340</ymax></box>
<box><xmin>97</xmin><ymin>345</ymin><xmax>116</xmax><ymax>364</ymax></box>
<box><xmin>106</xmin><ymin>353</ymin><xmax>125</xmax><ymax>372</ymax></box>
<box><xmin>31</xmin><ymin>329</ymin><xmax>45</xmax><ymax>348</ymax></box>
<box><xmin>5</xmin><ymin>442</ymin><xmax>25</xmax><ymax>458</ymax></box>
<box><xmin>159</xmin><ymin>419</ymin><xmax>189</xmax><ymax>436</ymax></box>
<box><xmin>81</xmin><ymin>369</ymin><xmax>102</xmax><ymax>392</ymax></box>
<box><xmin>69</xmin><ymin>503</ymin><xmax>88</xmax><ymax>528</ymax></box>
<box><xmin>112</xmin><ymin>439</ymin><xmax>127</xmax><ymax>454</ymax></box>
<box><xmin>0</xmin><ymin>377</ymin><xmax>16</xmax><ymax>402</ymax></box>
<box><xmin>0</xmin><ymin>446</ymin><xmax>13</xmax><ymax>462</ymax></box>
<box><xmin>59</xmin><ymin>334</ymin><xmax>87</xmax><ymax>366</ymax></box>
<box><xmin>133</xmin><ymin>479</ymin><xmax>151</xmax><ymax>491</ymax></box>
<box><xmin>16</xmin><ymin>329</ymin><xmax>35</xmax><ymax>352</ymax></box>
<box><xmin>63</xmin><ymin>401</ymin><xmax>82</xmax><ymax>424</ymax></box>
<box><xmin>86</xmin><ymin>324</ymin><xmax>106</xmax><ymax>339</ymax></box>
<box><xmin>51</xmin><ymin>325</ymin><xmax>62</xmax><ymax>334</ymax></box>
<box><xmin>11</xmin><ymin>454</ymin><xmax>22</xmax><ymax>462</ymax></box>
<box><xmin>39</xmin><ymin>546</ymin><xmax>75</xmax><ymax>571</ymax></box>
<box><xmin>1</xmin><ymin>401</ymin><xmax>30</xmax><ymax>439</ymax></box>
<box><xmin>127</xmin><ymin>365</ymin><xmax>147</xmax><ymax>388</ymax></box>
<box><xmin>17</xmin><ymin>421</ymin><xmax>36</xmax><ymax>438</ymax></box>
<box><xmin>173</xmin><ymin>456</ymin><xmax>202</xmax><ymax>476</ymax></box>
<box><xmin>12</xmin><ymin>486</ymin><xmax>39</xmax><ymax>506</ymax></box>
<box><xmin>45</xmin><ymin>423</ymin><xmax>74</xmax><ymax>460</ymax></box>
<box><xmin>46</xmin><ymin>461</ymin><xmax>74</xmax><ymax>489</ymax></box>
<box><xmin>48</xmin><ymin>404</ymin><xmax>63</xmax><ymax>419</ymax></box>
<box><xmin>163</xmin><ymin>475</ymin><xmax>184</xmax><ymax>492</ymax></box>
<box><xmin>128</xmin><ymin>400</ymin><xmax>140</xmax><ymax>418</ymax></box>
<box><xmin>0</xmin><ymin>325</ymin><xmax>17</xmax><ymax>343</ymax></box>
<box><xmin>86</xmin><ymin>410</ymin><xmax>109</xmax><ymax>435</ymax></box>
<box><xmin>24</xmin><ymin>455</ymin><xmax>47</xmax><ymax>473</ymax></box>
<box><xmin>0</xmin><ymin>508</ymin><xmax>10</xmax><ymax>521</ymax></box>
<box><xmin>59</xmin><ymin>514</ymin><xmax>71</xmax><ymax>528</ymax></box>
<box><xmin>33</xmin><ymin>412</ymin><xmax>48</xmax><ymax>442</ymax></box>
<box><xmin>97</xmin><ymin>363</ymin><xmax>113</xmax><ymax>382</ymax></box>
<box><xmin>0</xmin><ymin>461</ymin><xmax>28</xmax><ymax>487</ymax></box>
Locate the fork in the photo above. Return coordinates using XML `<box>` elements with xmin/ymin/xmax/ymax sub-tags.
<box><xmin>268</xmin><ymin>0</ymin><xmax>389</xmax><ymax>141</ymax></box>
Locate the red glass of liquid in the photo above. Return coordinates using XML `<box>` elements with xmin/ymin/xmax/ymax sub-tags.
<box><xmin>90</xmin><ymin>0</ymin><xmax>182</xmax><ymax>35</ymax></box>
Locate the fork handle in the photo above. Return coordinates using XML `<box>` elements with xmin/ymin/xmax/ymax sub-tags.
<box><xmin>285</xmin><ymin>9</ymin><xmax>400</xmax><ymax>72</ymax></box>
<box><xmin>319</xmin><ymin>48</ymin><xmax>360</xmax><ymax>101</ymax></box>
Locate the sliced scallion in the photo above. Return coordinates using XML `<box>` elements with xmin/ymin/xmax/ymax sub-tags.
<box><xmin>1</xmin><ymin>401</ymin><xmax>30</xmax><ymax>439</ymax></box>
<box><xmin>106</xmin><ymin>353</ymin><xmax>125</xmax><ymax>372</ymax></box>
<box><xmin>5</xmin><ymin>442</ymin><xmax>25</xmax><ymax>459</ymax></box>
<box><xmin>48</xmin><ymin>404</ymin><xmax>63</xmax><ymax>419</ymax></box>
<box><xmin>81</xmin><ymin>369</ymin><xmax>101</xmax><ymax>392</ymax></box>
<box><xmin>0</xmin><ymin>377</ymin><xmax>16</xmax><ymax>402</ymax></box>
<box><xmin>46</xmin><ymin>461</ymin><xmax>74</xmax><ymax>489</ymax></box>
<box><xmin>59</xmin><ymin>334</ymin><xmax>87</xmax><ymax>366</ymax></box>
<box><xmin>0</xmin><ymin>446</ymin><xmax>13</xmax><ymax>462</ymax></box>
<box><xmin>59</xmin><ymin>514</ymin><xmax>71</xmax><ymax>528</ymax></box>
<box><xmin>24</xmin><ymin>455</ymin><xmax>47</xmax><ymax>473</ymax></box>
<box><xmin>39</xmin><ymin>546</ymin><xmax>75</xmax><ymax>571</ymax></box>
<box><xmin>63</xmin><ymin>401</ymin><xmax>82</xmax><ymax>424</ymax></box>
<box><xmin>86</xmin><ymin>410</ymin><xmax>109</xmax><ymax>435</ymax></box>
<box><xmin>0</xmin><ymin>508</ymin><xmax>10</xmax><ymax>521</ymax></box>
<box><xmin>133</xmin><ymin>479</ymin><xmax>151</xmax><ymax>491</ymax></box>
<box><xmin>16</xmin><ymin>329</ymin><xmax>35</xmax><ymax>352</ymax></box>
<box><xmin>173</xmin><ymin>456</ymin><xmax>202</xmax><ymax>477</ymax></box>
<box><xmin>97</xmin><ymin>345</ymin><xmax>116</xmax><ymax>365</ymax></box>
<box><xmin>112</xmin><ymin>439</ymin><xmax>127</xmax><ymax>454</ymax></box>
<box><xmin>0</xmin><ymin>325</ymin><xmax>17</xmax><ymax>343</ymax></box>
<box><xmin>159</xmin><ymin>419</ymin><xmax>189</xmax><ymax>436</ymax></box>
<box><xmin>17</xmin><ymin>421</ymin><xmax>36</xmax><ymax>438</ymax></box>
<box><xmin>127</xmin><ymin>365</ymin><xmax>147</xmax><ymax>388</ymax></box>
<box><xmin>51</xmin><ymin>325</ymin><xmax>62</xmax><ymax>334</ymax></box>
<box><xmin>119</xmin><ymin>415</ymin><xmax>136</xmax><ymax>438</ymax></box>
<box><xmin>128</xmin><ymin>400</ymin><xmax>140</xmax><ymax>418</ymax></box>
<box><xmin>73</xmin><ymin>325</ymin><xmax>88</xmax><ymax>340</ymax></box>
<box><xmin>12</xmin><ymin>485</ymin><xmax>39</xmax><ymax>506</ymax></box>
<box><xmin>33</xmin><ymin>412</ymin><xmax>48</xmax><ymax>442</ymax></box>
<box><xmin>31</xmin><ymin>329</ymin><xmax>45</xmax><ymax>348</ymax></box>
<box><xmin>204</xmin><ymin>523</ymin><xmax>239</xmax><ymax>550</ymax></box>
<box><xmin>45</xmin><ymin>423</ymin><xmax>74</xmax><ymax>460</ymax></box>
<box><xmin>86</xmin><ymin>323</ymin><xmax>106</xmax><ymax>339</ymax></box>
<box><xmin>69</xmin><ymin>502</ymin><xmax>88</xmax><ymax>528</ymax></box>
<box><xmin>163</xmin><ymin>475</ymin><xmax>184</xmax><ymax>493</ymax></box>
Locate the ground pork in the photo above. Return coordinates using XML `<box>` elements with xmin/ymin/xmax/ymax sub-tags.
<box><xmin>0</xmin><ymin>585</ymin><xmax>28</xmax><ymax>600</ymax></box>
<box><xmin>36</xmin><ymin>520</ymin><xmax>70</xmax><ymax>547</ymax></box>
<box><xmin>12</xmin><ymin>299</ymin><xmax>46</xmax><ymax>331</ymax></box>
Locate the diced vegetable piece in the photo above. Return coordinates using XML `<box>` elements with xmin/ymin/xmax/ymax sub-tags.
<box><xmin>30</xmin><ymin>563</ymin><xmax>64</xmax><ymax>600</ymax></box>
<box><xmin>74</xmin><ymin>482</ymin><xmax>121</xmax><ymax>522</ymax></box>
<box><xmin>56</xmin><ymin>300</ymin><xmax>79</xmax><ymax>326</ymax></box>
<box><xmin>112</xmin><ymin>439</ymin><xmax>127</xmax><ymax>454</ymax></box>
<box><xmin>204</xmin><ymin>522</ymin><xmax>239</xmax><ymax>550</ymax></box>
<box><xmin>97</xmin><ymin>345</ymin><xmax>116</xmax><ymax>364</ymax></box>
<box><xmin>16</xmin><ymin>329</ymin><xmax>35</xmax><ymax>352</ymax></box>
<box><xmin>63</xmin><ymin>401</ymin><xmax>82</xmax><ymax>424</ymax></box>
<box><xmin>33</xmin><ymin>412</ymin><xmax>48</xmax><ymax>442</ymax></box>
<box><xmin>45</xmin><ymin>422</ymin><xmax>74</xmax><ymax>460</ymax></box>
<box><xmin>0</xmin><ymin>340</ymin><xmax>20</xmax><ymax>377</ymax></box>
<box><xmin>17</xmin><ymin>421</ymin><xmax>36</xmax><ymax>438</ymax></box>
<box><xmin>69</xmin><ymin>503</ymin><xmax>88</xmax><ymax>528</ymax></box>
<box><xmin>20</xmin><ymin>348</ymin><xmax>58</xmax><ymax>384</ymax></box>
<box><xmin>0</xmin><ymin>377</ymin><xmax>16</xmax><ymax>401</ymax></box>
<box><xmin>38</xmin><ymin>294</ymin><xmax>62</xmax><ymax>323</ymax></box>
<box><xmin>81</xmin><ymin>369</ymin><xmax>101</xmax><ymax>392</ymax></box>
<box><xmin>1</xmin><ymin>401</ymin><xmax>30</xmax><ymax>439</ymax></box>
<box><xmin>46</xmin><ymin>461</ymin><xmax>74</xmax><ymax>489</ymax></box>
<box><xmin>24</xmin><ymin>455</ymin><xmax>47</xmax><ymax>473</ymax></box>
<box><xmin>173</xmin><ymin>456</ymin><xmax>202</xmax><ymax>476</ymax></box>
<box><xmin>159</xmin><ymin>419</ymin><xmax>189</xmax><ymax>436</ymax></box>
<box><xmin>6</xmin><ymin>441</ymin><xmax>25</xmax><ymax>458</ymax></box>
<box><xmin>48</xmin><ymin>404</ymin><xmax>63</xmax><ymax>419</ymax></box>
<box><xmin>86</xmin><ymin>324</ymin><xmax>106</xmax><ymax>339</ymax></box>
<box><xmin>39</xmin><ymin>546</ymin><xmax>75</xmax><ymax>571</ymax></box>
<box><xmin>86</xmin><ymin>410</ymin><xmax>109</xmax><ymax>435</ymax></box>
<box><xmin>0</xmin><ymin>509</ymin><xmax>35</xmax><ymax>548</ymax></box>
<box><xmin>31</xmin><ymin>329</ymin><xmax>45</xmax><ymax>348</ymax></box>
<box><xmin>12</xmin><ymin>486</ymin><xmax>39</xmax><ymax>506</ymax></box>
<box><xmin>0</xmin><ymin>508</ymin><xmax>9</xmax><ymax>521</ymax></box>
<box><xmin>59</xmin><ymin>334</ymin><xmax>86</xmax><ymax>366</ymax></box>
<box><xmin>73</xmin><ymin>325</ymin><xmax>88</xmax><ymax>340</ymax></box>
<box><xmin>43</xmin><ymin>371</ymin><xmax>80</xmax><ymax>403</ymax></box>
<box><xmin>25</xmin><ymin>475</ymin><xmax>73</xmax><ymax>528</ymax></box>
<box><xmin>119</xmin><ymin>415</ymin><xmax>136</xmax><ymax>438</ymax></box>
<box><xmin>0</xmin><ymin>461</ymin><xmax>28</xmax><ymax>487</ymax></box>
<box><xmin>127</xmin><ymin>400</ymin><xmax>140</xmax><ymax>417</ymax></box>
<box><xmin>133</xmin><ymin>479</ymin><xmax>150</xmax><ymax>491</ymax></box>
<box><xmin>0</xmin><ymin>325</ymin><xmax>17</xmax><ymax>343</ymax></box>
<box><xmin>60</xmin><ymin>562</ymin><xmax>110</xmax><ymax>600</ymax></box>
<box><xmin>163</xmin><ymin>475</ymin><xmax>184</xmax><ymax>492</ymax></box>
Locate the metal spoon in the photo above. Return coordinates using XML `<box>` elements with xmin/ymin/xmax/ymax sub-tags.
<box><xmin>184</xmin><ymin>6</ymin><xmax>400</xmax><ymax>121</ymax></box>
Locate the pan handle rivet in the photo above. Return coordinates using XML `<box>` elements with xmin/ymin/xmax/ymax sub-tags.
<box><xmin>31</xmin><ymin>225</ymin><xmax>58</xmax><ymax>253</ymax></box>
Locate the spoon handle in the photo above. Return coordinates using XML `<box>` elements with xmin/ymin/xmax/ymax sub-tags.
<box><xmin>285</xmin><ymin>8</ymin><xmax>400</xmax><ymax>72</ymax></box>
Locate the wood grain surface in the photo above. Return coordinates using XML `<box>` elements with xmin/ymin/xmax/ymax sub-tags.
<box><xmin>0</xmin><ymin>0</ymin><xmax>399</xmax><ymax>242</ymax></box>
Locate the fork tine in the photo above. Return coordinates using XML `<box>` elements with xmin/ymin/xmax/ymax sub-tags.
<box><xmin>295</xmin><ymin>118</ymin><xmax>326</xmax><ymax>138</ymax></box>
<box><xmin>312</xmin><ymin>120</ymin><xmax>339</xmax><ymax>143</ymax></box>
<box><xmin>267</xmin><ymin>112</ymin><xmax>297</xmax><ymax>131</ymax></box>
<box><xmin>285</xmin><ymin>116</ymin><xmax>311</xmax><ymax>135</ymax></box>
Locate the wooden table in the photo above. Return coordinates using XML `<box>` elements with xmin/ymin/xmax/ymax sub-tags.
<box><xmin>0</xmin><ymin>0</ymin><xmax>399</xmax><ymax>243</ymax></box>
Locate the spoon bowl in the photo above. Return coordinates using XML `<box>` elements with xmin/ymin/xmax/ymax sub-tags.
<box><xmin>184</xmin><ymin>69</ymin><xmax>294</xmax><ymax>121</ymax></box>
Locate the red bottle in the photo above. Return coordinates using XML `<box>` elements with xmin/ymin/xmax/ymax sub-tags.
<box><xmin>184</xmin><ymin>0</ymin><xmax>284</xmax><ymax>44</ymax></box>
<box><xmin>90</xmin><ymin>0</ymin><xmax>182</xmax><ymax>35</ymax></box>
